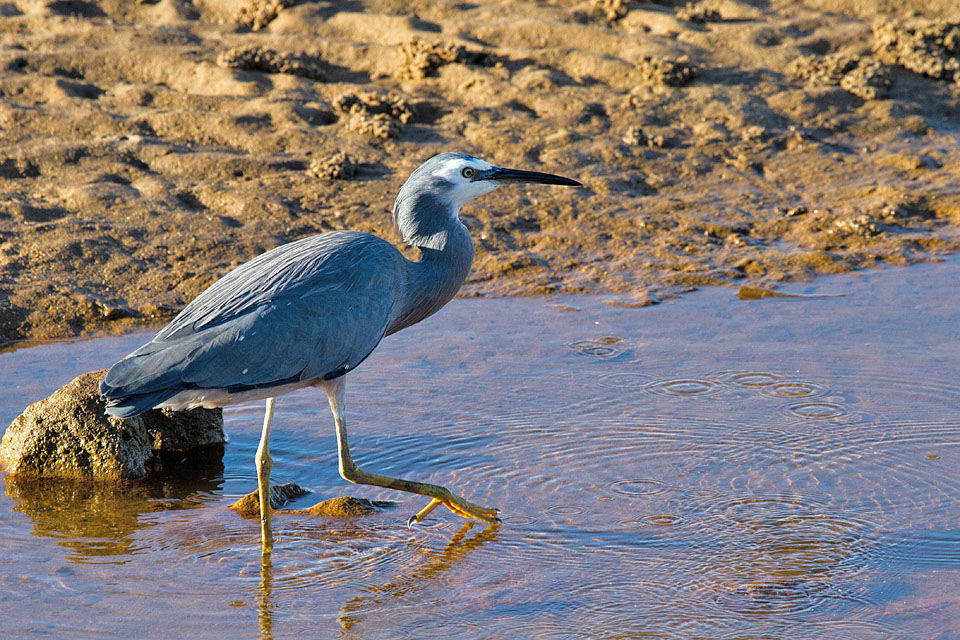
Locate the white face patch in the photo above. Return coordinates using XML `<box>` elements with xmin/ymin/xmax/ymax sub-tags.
<box><xmin>430</xmin><ymin>156</ymin><xmax>499</xmax><ymax>214</ymax></box>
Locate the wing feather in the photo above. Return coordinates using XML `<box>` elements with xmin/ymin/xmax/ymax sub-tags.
<box><xmin>101</xmin><ymin>231</ymin><xmax>407</xmax><ymax>412</ymax></box>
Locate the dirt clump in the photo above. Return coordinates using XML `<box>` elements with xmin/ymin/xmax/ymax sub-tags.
<box><xmin>676</xmin><ymin>2</ymin><xmax>723</xmax><ymax>24</ymax></box>
<box><xmin>397</xmin><ymin>38</ymin><xmax>465</xmax><ymax>81</ymax></box>
<box><xmin>217</xmin><ymin>47</ymin><xmax>327</xmax><ymax>82</ymax></box>
<box><xmin>235</xmin><ymin>0</ymin><xmax>289</xmax><ymax>31</ymax></box>
<box><xmin>334</xmin><ymin>91</ymin><xmax>413</xmax><ymax>139</ymax></box>
<box><xmin>636</xmin><ymin>55</ymin><xmax>699</xmax><ymax>86</ymax></box>
<box><xmin>308</xmin><ymin>152</ymin><xmax>357</xmax><ymax>180</ymax></box>
<box><xmin>589</xmin><ymin>0</ymin><xmax>630</xmax><ymax>22</ymax></box>
<box><xmin>621</xmin><ymin>127</ymin><xmax>666</xmax><ymax>148</ymax></box>
<box><xmin>833</xmin><ymin>214</ymin><xmax>882</xmax><ymax>237</ymax></box>
<box><xmin>873</xmin><ymin>18</ymin><xmax>960</xmax><ymax>81</ymax></box>
<box><xmin>839</xmin><ymin>59</ymin><xmax>893</xmax><ymax>99</ymax></box>
<box><xmin>789</xmin><ymin>53</ymin><xmax>892</xmax><ymax>99</ymax></box>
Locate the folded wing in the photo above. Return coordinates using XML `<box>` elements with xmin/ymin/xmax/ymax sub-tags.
<box><xmin>100</xmin><ymin>231</ymin><xmax>406</xmax><ymax>417</ymax></box>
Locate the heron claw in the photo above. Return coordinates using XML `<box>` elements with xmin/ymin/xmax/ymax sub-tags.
<box><xmin>407</xmin><ymin>493</ymin><xmax>499</xmax><ymax>526</ymax></box>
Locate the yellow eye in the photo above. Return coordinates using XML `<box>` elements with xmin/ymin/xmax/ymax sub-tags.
<box><xmin>461</xmin><ymin>167</ymin><xmax>475</xmax><ymax>179</ymax></box>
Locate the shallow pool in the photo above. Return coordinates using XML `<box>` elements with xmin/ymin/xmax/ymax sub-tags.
<box><xmin>1</xmin><ymin>259</ymin><xmax>958</xmax><ymax>639</ymax></box>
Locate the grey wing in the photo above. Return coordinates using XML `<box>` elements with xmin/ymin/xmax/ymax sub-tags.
<box><xmin>100</xmin><ymin>232</ymin><xmax>406</xmax><ymax>416</ymax></box>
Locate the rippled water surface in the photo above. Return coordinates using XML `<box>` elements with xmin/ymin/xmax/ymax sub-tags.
<box><xmin>2</xmin><ymin>260</ymin><xmax>959</xmax><ymax>639</ymax></box>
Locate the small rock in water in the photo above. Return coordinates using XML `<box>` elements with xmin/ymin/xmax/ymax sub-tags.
<box><xmin>290</xmin><ymin>496</ymin><xmax>395</xmax><ymax>517</ymax></box>
<box><xmin>0</xmin><ymin>370</ymin><xmax>223</xmax><ymax>480</ymax></box>
<box><xmin>229</xmin><ymin>488</ymin><xmax>393</xmax><ymax>518</ymax></box>
<box><xmin>229</xmin><ymin>482</ymin><xmax>310</xmax><ymax>518</ymax></box>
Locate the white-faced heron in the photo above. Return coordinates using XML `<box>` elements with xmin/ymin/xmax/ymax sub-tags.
<box><xmin>100</xmin><ymin>152</ymin><xmax>580</xmax><ymax>551</ymax></box>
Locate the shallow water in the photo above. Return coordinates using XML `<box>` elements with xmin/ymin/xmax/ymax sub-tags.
<box><xmin>1</xmin><ymin>260</ymin><xmax>959</xmax><ymax>639</ymax></box>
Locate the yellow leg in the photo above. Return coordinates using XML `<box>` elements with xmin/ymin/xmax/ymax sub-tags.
<box><xmin>256</xmin><ymin>397</ymin><xmax>276</xmax><ymax>553</ymax></box>
<box><xmin>321</xmin><ymin>378</ymin><xmax>499</xmax><ymax>525</ymax></box>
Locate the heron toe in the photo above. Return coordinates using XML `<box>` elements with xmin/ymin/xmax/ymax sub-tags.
<box><xmin>408</xmin><ymin>492</ymin><xmax>499</xmax><ymax>525</ymax></box>
<box><xmin>445</xmin><ymin>497</ymin><xmax>500</xmax><ymax>524</ymax></box>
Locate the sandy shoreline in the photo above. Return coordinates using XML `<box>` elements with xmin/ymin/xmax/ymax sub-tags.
<box><xmin>1</xmin><ymin>0</ymin><xmax>959</xmax><ymax>344</ymax></box>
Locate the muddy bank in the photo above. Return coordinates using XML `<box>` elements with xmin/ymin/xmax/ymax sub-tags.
<box><xmin>1</xmin><ymin>0</ymin><xmax>959</xmax><ymax>343</ymax></box>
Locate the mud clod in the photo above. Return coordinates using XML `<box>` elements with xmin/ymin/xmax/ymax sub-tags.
<box><xmin>839</xmin><ymin>59</ymin><xmax>892</xmax><ymax>100</ymax></box>
<box><xmin>334</xmin><ymin>91</ymin><xmax>412</xmax><ymax>139</ymax></box>
<box><xmin>789</xmin><ymin>54</ymin><xmax>891</xmax><ymax>99</ymax></box>
<box><xmin>676</xmin><ymin>1</ymin><xmax>723</xmax><ymax>24</ymax></box>
<box><xmin>307</xmin><ymin>152</ymin><xmax>357</xmax><ymax>180</ymax></box>
<box><xmin>622</xmin><ymin>127</ymin><xmax>665</xmax><ymax>148</ymax></box>
<box><xmin>590</xmin><ymin>0</ymin><xmax>629</xmax><ymax>22</ymax></box>
<box><xmin>834</xmin><ymin>214</ymin><xmax>881</xmax><ymax>237</ymax></box>
<box><xmin>217</xmin><ymin>47</ymin><xmax>327</xmax><ymax>82</ymax></box>
<box><xmin>873</xmin><ymin>19</ymin><xmax>960</xmax><ymax>82</ymax></box>
<box><xmin>397</xmin><ymin>37</ymin><xmax>464</xmax><ymax>80</ymax></box>
<box><xmin>235</xmin><ymin>0</ymin><xmax>289</xmax><ymax>31</ymax></box>
<box><xmin>636</xmin><ymin>56</ymin><xmax>698</xmax><ymax>86</ymax></box>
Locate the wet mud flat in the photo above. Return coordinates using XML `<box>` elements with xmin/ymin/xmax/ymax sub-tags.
<box><xmin>0</xmin><ymin>258</ymin><xmax>958</xmax><ymax>638</ymax></box>
<box><xmin>2</xmin><ymin>0</ymin><xmax>960</xmax><ymax>344</ymax></box>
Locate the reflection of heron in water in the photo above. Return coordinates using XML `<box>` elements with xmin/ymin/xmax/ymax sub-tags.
<box><xmin>336</xmin><ymin>522</ymin><xmax>500</xmax><ymax>633</ymax></box>
<box><xmin>100</xmin><ymin>153</ymin><xmax>580</xmax><ymax>552</ymax></box>
<box><xmin>252</xmin><ymin>522</ymin><xmax>498</xmax><ymax>640</ymax></box>
<box><xmin>258</xmin><ymin>554</ymin><xmax>274</xmax><ymax>640</ymax></box>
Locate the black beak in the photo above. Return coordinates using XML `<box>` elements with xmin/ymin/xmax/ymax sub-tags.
<box><xmin>475</xmin><ymin>166</ymin><xmax>581</xmax><ymax>187</ymax></box>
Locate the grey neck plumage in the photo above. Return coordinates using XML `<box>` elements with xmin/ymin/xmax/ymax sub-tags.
<box><xmin>387</xmin><ymin>193</ymin><xmax>475</xmax><ymax>335</ymax></box>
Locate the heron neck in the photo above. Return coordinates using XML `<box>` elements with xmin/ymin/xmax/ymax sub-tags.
<box><xmin>388</xmin><ymin>220</ymin><xmax>474</xmax><ymax>335</ymax></box>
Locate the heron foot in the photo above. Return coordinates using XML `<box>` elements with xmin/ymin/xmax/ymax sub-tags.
<box><xmin>407</xmin><ymin>492</ymin><xmax>500</xmax><ymax>527</ymax></box>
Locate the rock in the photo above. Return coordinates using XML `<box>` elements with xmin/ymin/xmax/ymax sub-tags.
<box><xmin>0</xmin><ymin>370</ymin><xmax>223</xmax><ymax>480</ymax></box>
<box><xmin>140</xmin><ymin>404</ymin><xmax>225</xmax><ymax>451</ymax></box>
<box><xmin>229</xmin><ymin>482</ymin><xmax>310</xmax><ymax>517</ymax></box>
<box><xmin>832</xmin><ymin>214</ymin><xmax>882</xmax><ymax>237</ymax></box>
<box><xmin>229</xmin><ymin>485</ymin><xmax>394</xmax><ymax>518</ymax></box>
<box><xmin>621</xmin><ymin>126</ymin><xmax>648</xmax><ymax>146</ymax></box>
<box><xmin>288</xmin><ymin>496</ymin><xmax>395</xmax><ymax>518</ymax></box>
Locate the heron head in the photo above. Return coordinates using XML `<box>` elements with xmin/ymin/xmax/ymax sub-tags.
<box><xmin>393</xmin><ymin>152</ymin><xmax>580</xmax><ymax>250</ymax></box>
